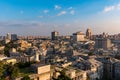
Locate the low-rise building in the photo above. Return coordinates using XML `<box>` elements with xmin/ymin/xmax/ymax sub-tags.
<box><xmin>4</xmin><ymin>58</ymin><xmax>17</xmax><ymax>64</ymax></box>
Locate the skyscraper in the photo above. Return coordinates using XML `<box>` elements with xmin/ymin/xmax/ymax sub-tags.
<box><xmin>86</xmin><ymin>28</ymin><xmax>92</xmax><ymax>39</ymax></box>
<box><xmin>51</xmin><ymin>31</ymin><xmax>59</xmax><ymax>40</ymax></box>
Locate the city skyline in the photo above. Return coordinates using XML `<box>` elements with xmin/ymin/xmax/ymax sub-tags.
<box><xmin>0</xmin><ymin>0</ymin><xmax>120</xmax><ymax>36</ymax></box>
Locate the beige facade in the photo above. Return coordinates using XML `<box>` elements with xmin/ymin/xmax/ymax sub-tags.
<box><xmin>95</xmin><ymin>38</ymin><xmax>112</xmax><ymax>50</ymax></box>
<box><xmin>86</xmin><ymin>28</ymin><xmax>92</xmax><ymax>39</ymax></box>
<box><xmin>4</xmin><ymin>58</ymin><xmax>17</xmax><ymax>64</ymax></box>
<box><xmin>0</xmin><ymin>46</ymin><xmax>5</xmax><ymax>50</ymax></box>
<box><xmin>16</xmin><ymin>64</ymin><xmax>52</xmax><ymax>80</ymax></box>
<box><xmin>73</xmin><ymin>31</ymin><xmax>85</xmax><ymax>42</ymax></box>
<box><xmin>17</xmin><ymin>40</ymin><xmax>31</xmax><ymax>48</ymax></box>
<box><xmin>64</xmin><ymin>69</ymin><xmax>87</xmax><ymax>80</ymax></box>
<box><xmin>31</xmin><ymin>64</ymin><xmax>51</xmax><ymax>80</ymax></box>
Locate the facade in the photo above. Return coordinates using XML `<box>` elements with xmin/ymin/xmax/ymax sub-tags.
<box><xmin>95</xmin><ymin>38</ymin><xmax>112</xmax><ymax>50</ymax></box>
<box><xmin>97</xmin><ymin>57</ymin><xmax>120</xmax><ymax>80</ymax></box>
<box><xmin>0</xmin><ymin>46</ymin><xmax>5</xmax><ymax>50</ymax></box>
<box><xmin>7</xmin><ymin>33</ymin><xmax>17</xmax><ymax>41</ymax></box>
<box><xmin>10</xmin><ymin>52</ymin><xmax>35</xmax><ymax>62</ymax></box>
<box><xmin>73</xmin><ymin>31</ymin><xmax>85</xmax><ymax>42</ymax></box>
<box><xmin>7</xmin><ymin>33</ymin><xmax>11</xmax><ymax>40</ymax></box>
<box><xmin>65</xmin><ymin>69</ymin><xmax>87</xmax><ymax>80</ymax></box>
<box><xmin>86</xmin><ymin>28</ymin><xmax>92</xmax><ymax>39</ymax></box>
<box><xmin>51</xmin><ymin>31</ymin><xmax>59</xmax><ymax>40</ymax></box>
<box><xmin>17</xmin><ymin>40</ymin><xmax>32</xmax><ymax>49</ymax></box>
<box><xmin>4</xmin><ymin>39</ymin><xmax>11</xmax><ymax>44</ymax></box>
<box><xmin>16</xmin><ymin>64</ymin><xmax>52</xmax><ymax>80</ymax></box>
<box><xmin>11</xmin><ymin>34</ymin><xmax>17</xmax><ymax>41</ymax></box>
<box><xmin>31</xmin><ymin>64</ymin><xmax>51</xmax><ymax>80</ymax></box>
<box><xmin>87</xmin><ymin>59</ymin><xmax>103</xmax><ymax>80</ymax></box>
<box><xmin>73</xmin><ymin>58</ymin><xmax>103</xmax><ymax>80</ymax></box>
<box><xmin>114</xmin><ymin>62</ymin><xmax>120</xmax><ymax>80</ymax></box>
<box><xmin>4</xmin><ymin>58</ymin><xmax>17</xmax><ymax>64</ymax></box>
<box><xmin>0</xmin><ymin>55</ymin><xmax>7</xmax><ymax>61</ymax></box>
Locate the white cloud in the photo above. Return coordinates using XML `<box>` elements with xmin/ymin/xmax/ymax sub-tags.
<box><xmin>70</xmin><ymin>10</ymin><xmax>75</xmax><ymax>15</ymax></box>
<box><xmin>117</xmin><ymin>3</ymin><xmax>120</xmax><ymax>10</ymax></box>
<box><xmin>43</xmin><ymin>10</ymin><xmax>49</xmax><ymax>14</ymax></box>
<box><xmin>103</xmin><ymin>6</ymin><xmax>115</xmax><ymax>12</ymax></box>
<box><xmin>68</xmin><ymin>7</ymin><xmax>73</xmax><ymax>10</ymax></box>
<box><xmin>57</xmin><ymin>11</ymin><xmax>67</xmax><ymax>16</ymax></box>
<box><xmin>55</xmin><ymin>5</ymin><xmax>61</xmax><ymax>10</ymax></box>
<box><xmin>103</xmin><ymin>3</ymin><xmax>120</xmax><ymax>13</ymax></box>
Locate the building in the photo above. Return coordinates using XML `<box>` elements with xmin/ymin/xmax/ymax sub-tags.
<box><xmin>87</xmin><ymin>59</ymin><xmax>103</xmax><ymax>80</ymax></box>
<box><xmin>31</xmin><ymin>63</ymin><xmax>51</xmax><ymax>80</ymax></box>
<box><xmin>6</xmin><ymin>33</ymin><xmax>17</xmax><ymax>41</ymax></box>
<box><xmin>0</xmin><ymin>55</ymin><xmax>7</xmax><ymax>61</ymax></box>
<box><xmin>17</xmin><ymin>40</ymin><xmax>32</xmax><ymax>49</ymax></box>
<box><xmin>4</xmin><ymin>58</ymin><xmax>17</xmax><ymax>64</ymax></box>
<box><xmin>95</xmin><ymin>38</ymin><xmax>112</xmax><ymax>50</ymax></box>
<box><xmin>72</xmin><ymin>58</ymin><xmax>103</xmax><ymax>80</ymax></box>
<box><xmin>86</xmin><ymin>28</ymin><xmax>92</xmax><ymax>39</ymax></box>
<box><xmin>114</xmin><ymin>62</ymin><xmax>120</xmax><ymax>80</ymax></box>
<box><xmin>0</xmin><ymin>46</ymin><xmax>5</xmax><ymax>51</ymax></box>
<box><xmin>11</xmin><ymin>34</ymin><xmax>17</xmax><ymax>41</ymax></box>
<box><xmin>65</xmin><ymin>69</ymin><xmax>87</xmax><ymax>80</ymax></box>
<box><xmin>7</xmin><ymin>33</ymin><xmax>11</xmax><ymax>40</ymax></box>
<box><xmin>4</xmin><ymin>39</ymin><xmax>11</xmax><ymax>44</ymax></box>
<box><xmin>73</xmin><ymin>31</ymin><xmax>85</xmax><ymax>42</ymax></box>
<box><xmin>97</xmin><ymin>57</ymin><xmax>120</xmax><ymax>80</ymax></box>
<box><xmin>15</xmin><ymin>63</ymin><xmax>52</xmax><ymax>80</ymax></box>
<box><xmin>51</xmin><ymin>31</ymin><xmax>59</xmax><ymax>40</ymax></box>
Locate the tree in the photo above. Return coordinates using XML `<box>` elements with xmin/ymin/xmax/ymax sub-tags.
<box><xmin>87</xmin><ymin>52</ymin><xmax>94</xmax><ymax>56</ymax></box>
<box><xmin>11</xmin><ymin>66</ymin><xmax>19</xmax><ymax>79</ymax></box>
<box><xmin>4</xmin><ymin>41</ymin><xmax>18</xmax><ymax>57</ymax></box>
<box><xmin>14</xmin><ymin>62</ymin><xmax>31</xmax><ymax>69</ymax></box>
<box><xmin>0</xmin><ymin>40</ymin><xmax>4</xmax><ymax>46</ymax></box>
<box><xmin>6</xmin><ymin>63</ymin><xmax>19</xmax><ymax>79</ymax></box>
<box><xmin>0</xmin><ymin>61</ymin><xmax>4</xmax><ymax>79</ymax></box>
<box><xmin>21</xmin><ymin>75</ymin><xmax>30</xmax><ymax>80</ymax></box>
<box><xmin>53</xmin><ymin>71</ymin><xmax>72</xmax><ymax>80</ymax></box>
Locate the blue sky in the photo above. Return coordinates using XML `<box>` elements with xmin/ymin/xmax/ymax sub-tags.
<box><xmin>0</xmin><ymin>0</ymin><xmax>120</xmax><ymax>36</ymax></box>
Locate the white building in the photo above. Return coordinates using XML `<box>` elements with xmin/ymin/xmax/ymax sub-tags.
<box><xmin>73</xmin><ymin>31</ymin><xmax>85</xmax><ymax>42</ymax></box>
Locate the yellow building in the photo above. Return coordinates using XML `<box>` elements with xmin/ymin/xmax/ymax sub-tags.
<box><xmin>17</xmin><ymin>40</ymin><xmax>31</xmax><ymax>48</ymax></box>
<box><xmin>4</xmin><ymin>58</ymin><xmax>17</xmax><ymax>64</ymax></box>
<box><xmin>15</xmin><ymin>63</ymin><xmax>52</xmax><ymax>80</ymax></box>
<box><xmin>73</xmin><ymin>31</ymin><xmax>85</xmax><ymax>42</ymax></box>
<box><xmin>31</xmin><ymin>63</ymin><xmax>52</xmax><ymax>80</ymax></box>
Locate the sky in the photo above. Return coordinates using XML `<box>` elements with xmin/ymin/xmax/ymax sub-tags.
<box><xmin>0</xmin><ymin>0</ymin><xmax>120</xmax><ymax>36</ymax></box>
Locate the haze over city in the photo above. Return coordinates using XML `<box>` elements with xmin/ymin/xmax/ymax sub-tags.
<box><xmin>0</xmin><ymin>0</ymin><xmax>120</xmax><ymax>36</ymax></box>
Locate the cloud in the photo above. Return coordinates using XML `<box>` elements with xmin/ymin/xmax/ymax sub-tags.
<box><xmin>103</xmin><ymin>3</ymin><xmax>120</xmax><ymax>13</ymax></box>
<box><xmin>54</xmin><ymin>5</ymin><xmax>61</xmax><ymax>10</ymax></box>
<box><xmin>103</xmin><ymin>6</ymin><xmax>115</xmax><ymax>12</ymax></box>
<box><xmin>57</xmin><ymin>11</ymin><xmax>67</xmax><ymax>16</ymax></box>
<box><xmin>43</xmin><ymin>10</ymin><xmax>49</xmax><ymax>14</ymax></box>
<box><xmin>117</xmin><ymin>3</ymin><xmax>120</xmax><ymax>10</ymax></box>
<box><xmin>68</xmin><ymin>7</ymin><xmax>73</xmax><ymax>10</ymax></box>
<box><xmin>70</xmin><ymin>10</ymin><xmax>75</xmax><ymax>15</ymax></box>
